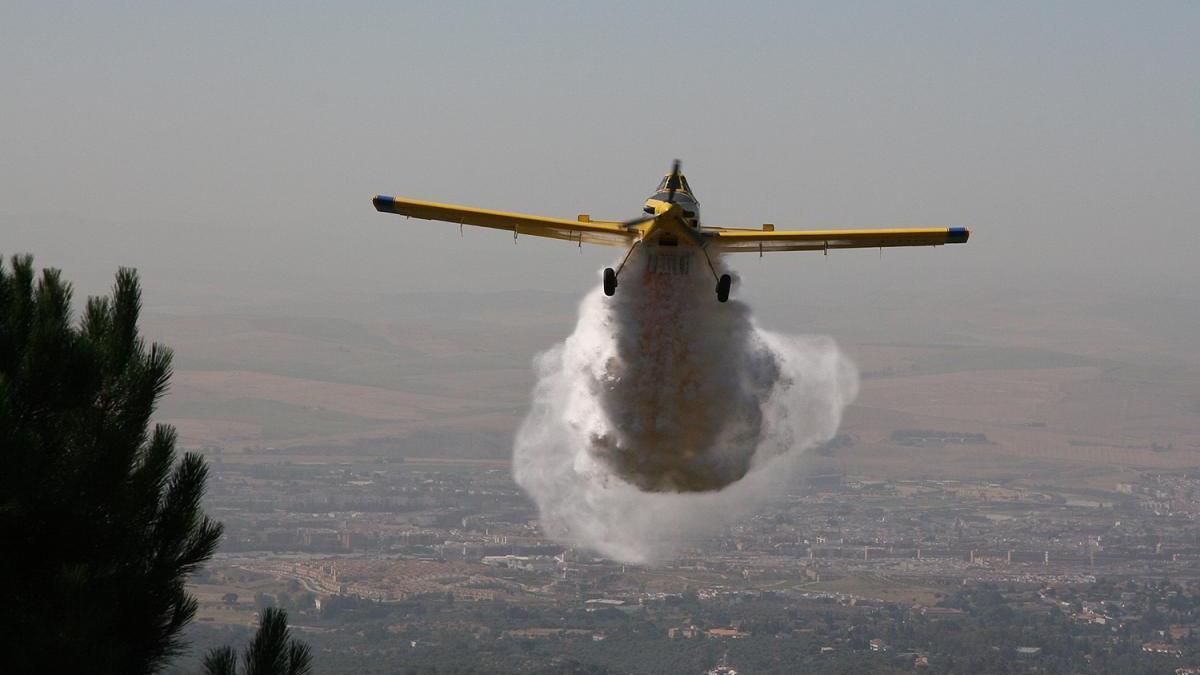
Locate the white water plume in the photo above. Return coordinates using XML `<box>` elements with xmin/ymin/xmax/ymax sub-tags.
<box><xmin>513</xmin><ymin>249</ymin><xmax>858</xmax><ymax>563</ymax></box>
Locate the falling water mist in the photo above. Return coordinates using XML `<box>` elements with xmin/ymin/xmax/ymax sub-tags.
<box><xmin>513</xmin><ymin>249</ymin><xmax>858</xmax><ymax>563</ymax></box>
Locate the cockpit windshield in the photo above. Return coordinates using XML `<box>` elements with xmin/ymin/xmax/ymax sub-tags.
<box><xmin>655</xmin><ymin>174</ymin><xmax>693</xmax><ymax>195</ymax></box>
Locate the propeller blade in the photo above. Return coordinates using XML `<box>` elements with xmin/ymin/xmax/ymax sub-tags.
<box><xmin>620</xmin><ymin>214</ymin><xmax>656</xmax><ymax>229</ymax></box>
<box><xmin>666</xmin><ymin>159</ymin><xmax>681</xmax><ymax>203</ymax></box>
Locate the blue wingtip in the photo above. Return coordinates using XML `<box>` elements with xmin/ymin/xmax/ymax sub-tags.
<box><xmin>373</xmin><ymin>195</ymin><xmax>395</xmax><ymax>212</ymax></box>
<box><xmin>947</xmin><ymin>227</ymin><xmax>970</xmax><ymax>244</ymax></box>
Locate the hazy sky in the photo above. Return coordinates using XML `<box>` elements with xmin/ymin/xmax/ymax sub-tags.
<box><xmin>2</xmin><ymin>2</ymin><xmax>1197</xmax><ymax>311</ymax></box>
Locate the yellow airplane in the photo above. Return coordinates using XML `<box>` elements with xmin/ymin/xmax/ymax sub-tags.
<box><xmin>373</xmin><ymin>161</ymin><xmax>969</xmax><ymax>302</ymax></box>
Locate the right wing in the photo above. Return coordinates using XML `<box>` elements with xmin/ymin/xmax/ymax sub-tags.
<box><xmin>702</xmin><ymin>225</ymin><xmax>970</xmax><ymax>252</ymax></box>
<box><xmin>373</xmin><ymin>195</ymin><xmax>636</xmax><ymax>247</ymax></box>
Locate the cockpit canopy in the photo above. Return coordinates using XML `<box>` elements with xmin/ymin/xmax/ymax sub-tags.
<box><xmin>645</xmin><ymin>171</ymin><xmax>701</xmax><ymax>225</ymax></box>
<box><xmin>655</xmin><ymin>172</ymin><xmax>695</xmax><ymax>197</ymax></box>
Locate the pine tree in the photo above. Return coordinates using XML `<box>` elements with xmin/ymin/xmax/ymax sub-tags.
<box><xmin>203</xmin><ymin>608</ymin><xmax>313</xmax><ymax>675</ymax></box>
<box><xmin>0</xmin><ymin>255</ymin><xmax>223</xmax><ymax>673</ymax></box>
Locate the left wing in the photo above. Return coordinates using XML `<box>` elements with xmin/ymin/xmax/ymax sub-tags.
<box><xmin>373</xmin><ymin>195</ymin><xmax>636</xmax><ymax>247</ymax></box>
<box><xmin>702</xmin><ymin>225</ymin><xmax>969</xmax><ymax>253</ymax></box>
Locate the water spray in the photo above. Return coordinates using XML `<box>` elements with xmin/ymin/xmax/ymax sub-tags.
<box><xmin>513</xmin><ymin>250</ymin><xmax>858</xmax><ymax>563</ymax></box>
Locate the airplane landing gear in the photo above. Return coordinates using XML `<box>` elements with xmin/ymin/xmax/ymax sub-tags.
<box><xmin>696</xmin><ymin>244</ymin><xmax>731</xmax><ymax>303</ymax></box>
<box><xmin>716</xmin><ymin>274</ymin><xmax>732</xmax><ymax>303</ymax></box>
<box><xmin>603</xmin><ymin>268</ymin><xmax>618</xmax><ymax>296</ymax></box>
<box><xmin>603</xmin><ymin>242</ymin><xmax>641</xmax><ymax>297</ymax></box>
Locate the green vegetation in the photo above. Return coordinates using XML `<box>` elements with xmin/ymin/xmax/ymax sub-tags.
<box><xmin>0</xmin><ymin>256</ymin><xmax>221</xmax><ymax>673</ymax></box>
<box><xmin>203</xmin><ymin>608</ymin><xmax>312</xmax><ymax>675</ymax></box>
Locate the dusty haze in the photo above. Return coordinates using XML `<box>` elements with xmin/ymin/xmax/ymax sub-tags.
<box><xmin>2</xmin><ymin>3</ymin><xmax>1197</xmax><ymax>476</ymax></box>
<box><xmin>3</xmin><ymin>3</ymin><xmax>1196</xmax><ymax>306</ymax></box>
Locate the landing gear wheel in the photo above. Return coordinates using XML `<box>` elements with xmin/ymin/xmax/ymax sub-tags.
<box><xmin>716</xmin><ymin>274</ymin><xmax>732</xmax><ymax>303</ymax></box>
<box><xmin>603</xmin><ymin>268</ymin><xmax>618</xmax><ymax>296</ymax></box>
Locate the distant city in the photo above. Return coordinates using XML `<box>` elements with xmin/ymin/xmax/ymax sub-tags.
<box><xmin>171</xmin><ymin>451</ymin><xmax>1200</xmax><ymax>674</ymax></box>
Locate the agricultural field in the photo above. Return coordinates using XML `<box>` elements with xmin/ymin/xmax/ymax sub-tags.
<box><xmin>143</xmin><ymin>288</ymin><xmax>1200</xmax><ymax>487</ymax></box>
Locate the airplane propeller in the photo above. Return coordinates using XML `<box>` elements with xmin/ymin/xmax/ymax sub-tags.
<box><xmin>664</xmin><ymin>158</ymin><xmax>682</xmax><ymax>204</ymax></box>
<box><xmin>620</xmin><ymin>159</ymin><xmax>683</xmax><ymax>230</ymax></box>
<box><xmin>619</xmin><ymin>213</ymin><xmax>656</xmax><ymax>229</ymax></box>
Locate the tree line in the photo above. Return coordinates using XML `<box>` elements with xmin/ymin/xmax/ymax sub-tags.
<box><xmin>0</xmin><ymin>256</ymin><xmax>311</xmax><ymax>674</ymax></box>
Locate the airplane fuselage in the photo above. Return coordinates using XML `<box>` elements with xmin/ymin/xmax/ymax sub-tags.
<box><xmin>636</xmin><ymin>171</ymin><xmax>706</xmax><ymax>255</ymax></box>
<box><xmin>643</xmin><ymin>190</ymin><xmax>700</xmax><ymax>228</ymax></box>
<box><xmin>642</xmin><ymin>171</ymin><xmax>701</xmax><ymax>229</ymax></box>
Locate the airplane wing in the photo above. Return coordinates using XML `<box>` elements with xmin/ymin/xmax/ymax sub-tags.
<box><xmin>701</xmin><ymin>225</ymin><xmax>969</xmax><ymax>253</ymax></box>
<box><xmin>373</xmin><ymin>195</ymin><xmax>636</xmax><ymax>247</ymax></box>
